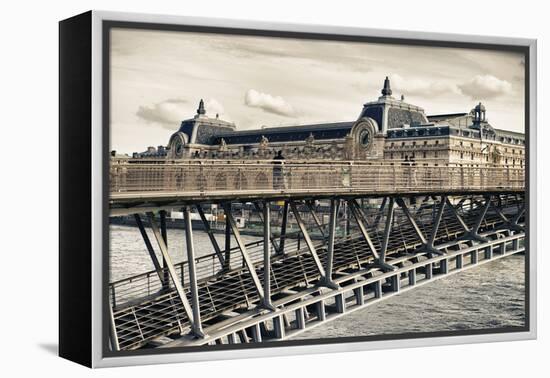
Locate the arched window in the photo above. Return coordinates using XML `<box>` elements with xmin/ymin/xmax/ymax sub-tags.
<box><xmin>215</xmin><ymin>173</ymin><xmax>227</xmax><ymax>191</ymax></box>
<box><xmin>255</xmin><ymin>172</ymin><xmax>268</xmax><ymax>190</ymax></box>
<box><xmin>234</xmin><ymin>172</ymin><xmax>248</xmax><ymax>190</ymax></box>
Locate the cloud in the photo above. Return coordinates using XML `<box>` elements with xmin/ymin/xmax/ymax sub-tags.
<box><xmin>136</xmin><ymin>98</ymin><xmax>227</xmax><ymax>128</ymax></box>
<box><xmin>391</xmin><ymin>74</ymin><xmax>461</xmax><ymax>97</ymax></box>
<box><xmin>458</xmin><ymin>75</ymin><xmax>513</xmax><ymax>99</ymax></box>
<box><xmin>136</xmin><ymin>98</ymin><xmax>190</xmax><ymax>128</ymax></box>
<box><xmin>244</xmin><ymin>89</ymin><xmax>296</xmax><ymax>117</ymax></box>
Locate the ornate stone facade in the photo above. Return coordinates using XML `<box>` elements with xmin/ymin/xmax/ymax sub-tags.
<box><xmin>130</xmin><ymin>78</ymin><xmax>525</xmax><ymax>168</ymax></box>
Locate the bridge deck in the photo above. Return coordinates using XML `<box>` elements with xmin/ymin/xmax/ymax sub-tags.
<box><xmin>110</xmin><ymin>196</ymin><xmax>524</xmax><ymax>350</ymax></box>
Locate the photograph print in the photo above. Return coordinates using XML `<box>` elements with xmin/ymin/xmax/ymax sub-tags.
<box><xmin>107</xmin><ymin>23</ymin><xmax>527</xmax><ymax>353</ymax></box>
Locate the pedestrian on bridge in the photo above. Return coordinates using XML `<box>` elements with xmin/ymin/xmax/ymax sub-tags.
<box><xmin>273</xmin><ymin>150</ymin><xmax>286</xmax><ymax>190</ymax></box>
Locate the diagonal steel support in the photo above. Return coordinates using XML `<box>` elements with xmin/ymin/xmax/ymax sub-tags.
<box><xmin>427</xmin><ymin>196</ymin><xmax>446</xmax><ymax>248</ymax></box>
<box><xmin>222</xmin><ymin>203</ymin><xmax>266</xmax><ymax>302</ymax></box>
<box><xmin>492</xmin><ymin>200</ymin><xmax>525</xmax><ymax>232</ymax></box>
<box><xmin>183</xmin><ymin>206</ymin><xmax>206</xmax><ymax>337</ymax></box>
<box><xmin>348</xmin><ymin>199</ymin><xmax>378</xmax><ymax>258</ymax></box>
<box><xmin>379</xmin><ymin>197</ymin><xmax>395</xmax><ymax>263</ymax></box>
<box><xmin>279</xmin><ymin>201</ymin><xmax>289</xmax><ymax>255</ymax></box>
<box><xmin>512</xmin><ymin>205</ymin><xmax>526</xmax><ymax>225</ymax></box>
<box><xmin>351</xmin><ymin>199</ymin><xmax>370</xmax><ymax>227</ymax></box>
<box><xmin>196</xmin><ymin>205</ymin><xmax>225</xmax><ymax>267</ymax></box>
<box><xmin>224</xmin><ymin>207</ymin><xmax>231</xmax><ymax>270</ymax></box>
<box><xmin>134</xmin><ymin>214</ymin><xmax>166</xmax><ymax>286</ymax></box>
<box><xmin>159</xmin><ymin>210</ymin><xmax>170</xmax><ymax>285</ymax></box>
<box><xmin>396</xmin><ymin>197</ymin><xmax>443</xmax><ymax>256</ymax></box>
<box><xmin>147</xmin><ymin>212</ymin><xmax>196</xmax><ymax>330</ymax></box>
<box><xmin>261</xmin><ymin>201</ymin><xmax>276</xmax><ymax>310</ymax></box>
<box><xmin>289</xmin><ymin>201</ymin><xmax>329</xmax><ymax>285</ymax></box>
<box><xmin>321</xmin><ymin>199</ymin><xmax>340</xmax><ymax>289</ymax></box>
<box><xmin>445</xmin><ymin>197</ymin><xmax>469</xmax><ymax>232</ymax></box>
<box><xmin>459</xmin><ymin>196</ymin><xmax>491</xmax><ymax>242</ymax></box>
<box><xmin>472</xmin><ymin>196</ymin><xmax>491</xmax><ymax>234</ymax></box>
<box><xmin>395</xmin><ymin>197</ymin><xmax>428</xmax><ymax>245</ymax></box>
<box><xmin>305</xmin><ymin>201</ymin><xmax>327</xmax><ymax>239</ymax></box>
<box><xmin>348</xmin><ymin>199</ymin><xmax>395</xmax><ymax>271</ymax></box>
<box><xmin>373</xmin><ymin>197</ymin><xmax>387</xmax><ymax>229</ymax></box>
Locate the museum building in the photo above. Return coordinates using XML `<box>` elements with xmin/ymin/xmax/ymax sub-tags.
<box><xmin>131</xmin><ymin>77</ymin><xmax>525</xmax><ymax>167</ymax></box>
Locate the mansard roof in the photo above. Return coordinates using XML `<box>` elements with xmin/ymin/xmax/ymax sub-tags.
<box><xmin>211</xmin><ymin>121</ymin><xmax>354</xmax><ymax>145</ymax></box>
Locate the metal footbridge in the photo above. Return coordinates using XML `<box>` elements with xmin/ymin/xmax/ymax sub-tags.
<box><xmin>107</xmin><ymin>160</ymin><xmax>525</xmax><ymax>351</ymax></box>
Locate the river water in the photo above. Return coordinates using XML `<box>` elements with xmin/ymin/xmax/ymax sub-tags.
<box><xmin>110</xmin><ymin>225</ymin><xmax>525</xmax><ymax>338</ymax></box>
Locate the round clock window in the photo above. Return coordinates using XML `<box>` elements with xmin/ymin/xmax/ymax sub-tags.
<box><xmin>174</xmin><ymin>139</ymin><xmax>184</xmax><ymax>157</ymax></box>
<box><xmin>360</xmin><ymin>129</ymin><xmax>372</xmax><ymax>147</ymax></box>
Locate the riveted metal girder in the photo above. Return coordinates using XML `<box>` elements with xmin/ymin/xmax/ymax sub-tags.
<box><xmin>396</xmin><ymin>197</ymin><xmax>428</xmax><ymax>245</ymax></box>
<box><xmin>379</xmin><ymin>197</ymin><xmax>395</xmax><ymax>262</ymax></box>
<box><xmin>134</xmin><ymin>214</ymin><xmax>166</xmax><ymax>285</ymax></box>
<box><xmin>323</xmin><ymin>199</ymin><xmax>339</xmax><ymax>287</ymax></box>
<box><xmin>445</xmin><ymin>197</ymin><xmax>469</xmax><ymax>232</ymax></box>
<box><xmin>183</xmin><ymin>206</ymin><xmax>205</xmax><ymax>337</ymax></box>
<box><xmin>305</xmin><ymin>201</ymin><xmax>326</xmax><ymax>239</ymax></box>
<box><xmin>262</xmin><ymin>201</ymin><xmax>275</xmax><ymax>310</ymax></box>
<box><xmin>289</xmin><ymin>201</ymin><xmax>327</xmax><ymax>280</ymax></box>
<box><xmin>147</xmin><ymin>212</ymin><xmax>196</xmax><ymax>327</ymax></box>
<box><xmin>427</xmin><ymin>196</ymin><xmax>447</xmax><ymax>247</ymax></box>
<box><xmin>279</xmin><ymin>201</ymin><xmax>289</xmax><ymax>254</ymax></box>
<box><xmin>222</xmin><ymin>203</ymin><xmax>266</xmax><ymax>302</ymax></box>
<box><xmin>348</xmin><ymin>199</ymin><xmax>379</xmax><ymax>259</ymax></box>
<box><xmin>196</xmin><ymin>205</ymin><xmax>225</xmax><ymax>267</ymax></box>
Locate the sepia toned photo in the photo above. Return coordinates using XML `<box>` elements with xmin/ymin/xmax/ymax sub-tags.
<box><xmin>107</xmin><ymin>25</ymin><xmax>527</xmax><ymax>353</ymax></box>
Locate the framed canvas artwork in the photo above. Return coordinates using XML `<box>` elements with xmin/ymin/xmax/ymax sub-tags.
<box><xmin>59</xmin><ymin>10</ymin><xmax>537</xmax><ymax>368</ymax></box>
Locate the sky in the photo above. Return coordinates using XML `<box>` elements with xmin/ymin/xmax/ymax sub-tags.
<box><xmin>110</xmin><ymin>28</ymin><xmax>526</xmax><ymax>154</ymax></box>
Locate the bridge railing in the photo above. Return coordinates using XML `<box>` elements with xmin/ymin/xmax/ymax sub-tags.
<box><xmin>109</xmin><ymin>227</ymin><xmax>322</xmax><ymax>309</ymax></box>
<box><xmin>109</xmin><ymin>160</ymin><xmax>525</xmax><ymax>196</ymax></box>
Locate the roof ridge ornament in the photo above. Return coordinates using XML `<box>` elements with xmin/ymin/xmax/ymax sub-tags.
<box><xmin>197</xmin><ymin>99</ymin><xmax>206</xmax><ymax>115</ymax></box>
<box><xmin>381</xmin><ymin>76</ymin><xmax>392</xmax><ymax>97</ymax></box>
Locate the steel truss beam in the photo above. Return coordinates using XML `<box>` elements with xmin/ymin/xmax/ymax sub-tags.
<box><xmin>279</xmin><ymin>201</ymin><xmax>289</xmax><ymax>255</ymax></box>
<box><xmin>224</xmin><ymin>210</ymin><xmax>231</xmax><ymax>270</ymax></box>
<box><xmin>261</xmin><ymin>201</ymin><xmax>276</xmax><ymax>310</ymax></box>
<box><xmin>512</xmin><ymin>205</ymin><xmax>526</xmax><ymax>225</ymax></box>
<box><xmin>373</xmin><ymin>197</ymin><xmax>387</xmax><ymax>229</ymax></box>
<box><xmin>379</xmin><ymin>197</ymin><xmax>396</xmax><ymax>263</ymax></box>
<box><xmin>289</xmin><ymin>201</ymin><xmax>335</xmax><ymax>288</ymax></box>
<box><xmin>322</xmin><ymin>199</ymin><xmax>340</xmax><ymax>288</ymax></box>
<box><xmin>305</xmin><ymin>200</ymin><xmax>326</xmax><ymax>239</ymax></box>
<box><xmin>396</xmin><ymin>197</ymin><xmax>427</xmax><ymax>244</ymax></box>
<box><xmin>221</xmin><ymin>203</ymin><xmax>266</xmax><ymax>303</ymax></box>
<box><xmin>159</xmin><ymin>210</ymin><xmax>170</xmax><ymax>286</ymax></box>
<box><xmin>183</xmin><ymin>206</ymin><xmax>206</xmax><ymax>337</ymax></box>
<box><xmin>134</xmin><ymin>214</ymin><xmax>166</xmax><ymax>286</ymax></box>
<box><xmin>458</xmin><ymin>196</ymin><xmax>491</xmax><ymax>242</ymax></box>
<box><xmin>445</xmin><ymin>197</ymin><xmax>470</xmax><ymax>232</ymax></box>
<box><xmin>395</xmin><ymin>197</ymin><xmax>443</xmax><ymax>256</ymax></box>
<box><xmin>196</xmin><ymin>205</ymin><xmax>225</xmax><ymax>267</ymax></box>
<box><xmin>492</xmin><ymin>200</ymin><xmax>525</xmax><ymax>232</ymax></box>
<box><xmin>427</xmin><ymin>195</ymin><xmax>447</xmax><ymax>249</ymax></box>
<box><xmin>348</xmin><ymin>199</ymin><xmax>395</xmax><ymax>271</ymax></box>
<box><xmin>146</xmin><ymin>212</ymin><xmax>198</xmax><ymax>334</ymax></box>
